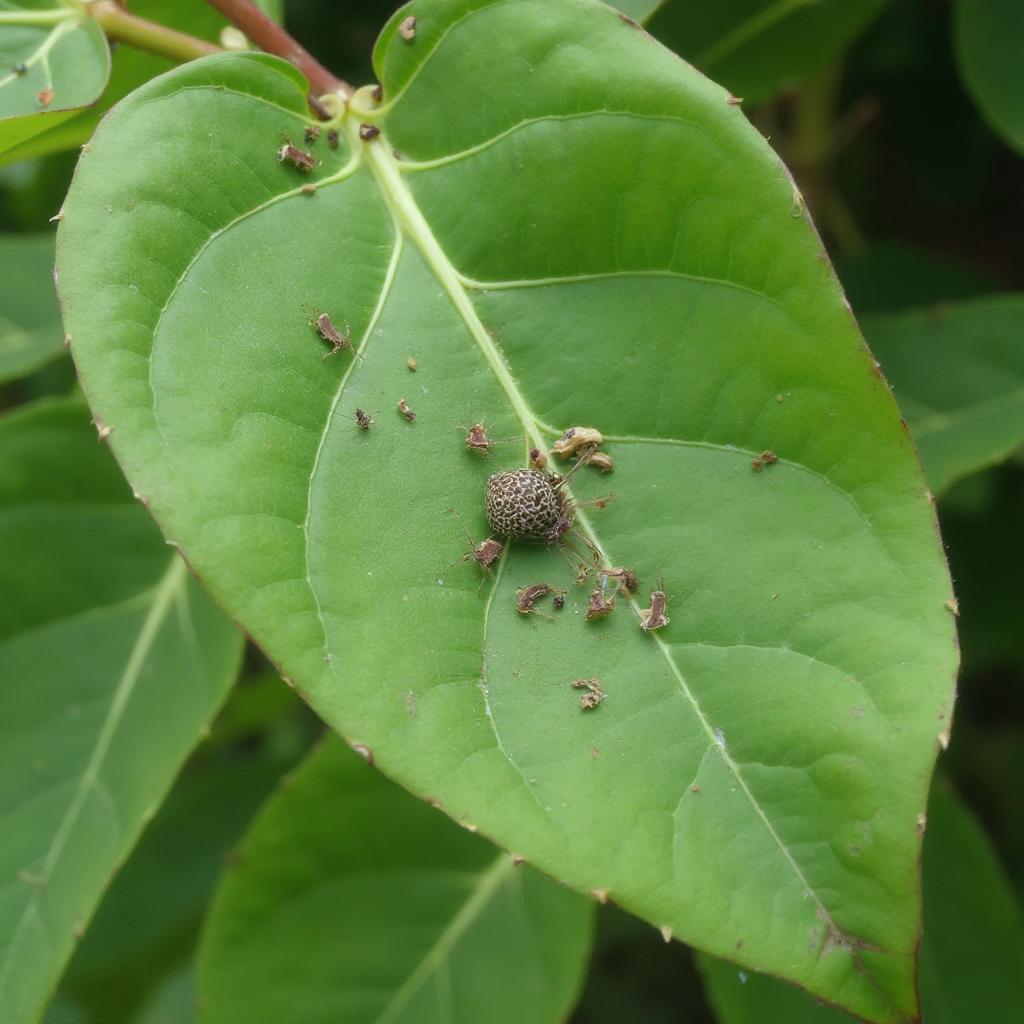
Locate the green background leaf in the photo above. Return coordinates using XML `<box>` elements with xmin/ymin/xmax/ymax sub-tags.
<box><xmin>197</xmin><ymin>738</ymin><xmax>594</xmax><ymax>1024</ymax></box>
<box><xmin>699</xmin><ymin>785</ymin><xmax>1024</xmax><ymax>1022</ymax></box>
<box><xmin>646</xmin><ymin>0</ymin><xmax>889</xmax><ymax>103</ymax></box>
<box><xmin>56</xmin><ymin>1</ymin><xmax>957</xmax><ymax>1018</ymax></box>
<box><xmin>864</xmin><ymin>296</ymin><xmax>1024</xmax><ymax>494</ymax></box>
<box><xmin>0</xmin><ymin>398</ymin><xmax>242</xmax><ymax>1023</ymax></box>
<box><xmin>0</xmin><ymin>2</ymin><xmax>110</xmax><ymax>159</ymax></box>
<box><xmin>953</xmin><ymin>0</ymin><xmax>1024</xmax><ymax>156</ymax></box>
<box><xmin>0</xmin><ymin>231</ymin><xmax>63</xmax><ymax>383</ymax></box>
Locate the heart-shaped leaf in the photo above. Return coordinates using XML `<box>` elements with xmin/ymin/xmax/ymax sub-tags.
<box><xmin>865</xmin><ymin>295</ymin><xmax>1024</xmax><ymax>494</ymax></box>
<box><xmin>647</xmin><ymin>0</ymin><xmax>889</xmax><ymax>103</ymax></box>
<box><xmin>0</xmin><ymin>398</ymin><xmax>242</xmax><ymax>1023</ymax></box>
<box><xmin>0</xmin><ymin>1</ymin><xmax>110</xmax><ymax>158</ymax></box>
<box><xmin>56</xmin><ymin>2</ymin><xmax>957</xmax><ymax>1019</ymax></box>
<box><xmin>197</xmin><ymin>738</ymin><xmax>594</xmax><ymax>1024</ymax></box>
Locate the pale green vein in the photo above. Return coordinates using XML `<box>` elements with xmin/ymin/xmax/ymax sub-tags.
<box><xmin>372</xmin><ymin>854</ymin><xmax>514</xmax><ymax>1024</ymax></box>
<box><xmin>0</xmin><ymin>556</ymin><xmax>187</xmax><ymax>997</ymax></box>
<box><xmin>0</xmin><ymin>16</ymin><xmax>79</xmax><ymax>93</ymax></box>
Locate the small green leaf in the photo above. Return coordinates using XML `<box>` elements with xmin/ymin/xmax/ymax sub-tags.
<box><xmin>57</xmin><ymin>2</ymin><xmax>957</xmax><ymax>1019</ymax></box>
<box><xmin>954</xmin><ymin>0</ymin><xmax>1024</xmax><ymax>156</ymax></box>
<box><xmin>0</xmin><ymin>398</ymin><xmax>243</xmax><ymax>1023</ymax></box>
<box><xmin>0</xmin><ymin>2</ymin><xmax>110</xmax><ymax>159</ymax></box>
<box><xmin>699</xmin><ymin>785</ymin><xmax>1024</xmax><ymax>1023</ymax></box>
<box><xmin>0</xmin><ymin>232</ymin><xmax>64</xmax><ymax>384</ymax></box>
<box><xmin>864</xmin><ymin>296</ymin><xmax>1024</xmax><ymax>494</ymax></box>
<box><xmin>1</xmin><ymin>0</ymin><xmax>283</xmax><ymax>166</ymax></box>
<box><xmin>197</xmin><ymin>738</ymin><xmax>594</xmax><ymax>1024</ymax></box>
<box><xmin>647</xmin><ymin>0</ymin><xmax>888</xmax><ymax>103</ymax></box>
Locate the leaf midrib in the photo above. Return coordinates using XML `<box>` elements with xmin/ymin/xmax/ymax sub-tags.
<box><xmin>353</xmin><ymin>114</ymin><xmax>879</xmax><ymax>973</ymax></box>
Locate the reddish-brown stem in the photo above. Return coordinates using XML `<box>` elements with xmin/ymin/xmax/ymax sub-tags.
<box><xmin>204</xmin><ymin>0</ymin><xmax>351</xmax><ymax>102</ymax></box>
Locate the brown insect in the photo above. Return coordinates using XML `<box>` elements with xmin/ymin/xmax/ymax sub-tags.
<box><xmin>553</xmin><ymin>593</ymin><xmax>565</xmax><ymax>610</ymax></box>
<box><xmin>312</xmin><ymin>313</ymin><xmax>360</xmax><ymax>360</ymax></box>
<box><xmin>359</xmin><ymin>124</ymin><xmax>381</xmax><ymax>141</ymax></box>
<box><xmin>465</xmin><ymin>422</ymin><xmax>493</xmax><ymax>454</ymax></box>
<box><xmin>572</xmin><ymin>677</ymin><xmax>606</xmax><ymax>711</ymax></box>
<box><xmin>354</xmin><ymin>408</ymin><xmax>374</xmax><ymax>430</ymax></box>
<box><xmin>515</xmin><ymin>583</ymin><xmax>565</xmax><ymax>618</ymax></box>
<box><xmin>37</xmin><ymin>87</ymin><xmax>53</xmax><ymax>107</ymax></box>
<box><xmin>327</xmin><ymin>129</ymin><xmax>339</xmax><ymax>150</ymax></box>
<box><xmin>397</xmin><ymin>398</ymin><xmax>416</xmax><ymax>421</ymax></box>
<box><xmin>277</xmin><ymin>141</ymin><xmax>316</xmax><ymax>171</ymax></box>
<box><xmin>639</xmin><ymin>575</ymin><xmax>670</xmax><ymax>632</ymax></box>
<box><xmin>752</xmin><ymin>449</ymin><xmax>779</xmax><ymax>472</ymax></box>
<box><xmin>529</xmin><ymin>447</ymin><xmax>547</xmax><ymax>470</ymax></box>
<box><xmin>304</xmin><ymin>124</ymin><xmax>322</xmax><ymax>144</ymax></box>
<box><xmin>585</xmin><ymin>586</ymin><xmax>616</xmax><ymax>621</ymax></box>
<box><xmin>588</xmin><ymin>452</ymin><xmax>614</xmax><ymax>473</ymax></box>
<box><xmin>399</xmin><ymin>15</ymin><xmax>417</xmax><ymax>41</ymax></box>
<box><xmin>446</xmin><ymin>509</ymin><xmax>504</xmax><ymax>590</ymax></box>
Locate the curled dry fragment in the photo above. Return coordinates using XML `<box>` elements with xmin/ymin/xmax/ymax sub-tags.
<box><xmin>552</xmin><ymin>426</ymin><xmax>604</xmax><ymax>459</ymax></box>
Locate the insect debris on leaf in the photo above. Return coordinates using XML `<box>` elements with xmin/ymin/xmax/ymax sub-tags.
<box><xmin>311</xmin><ymin>313</ymin><xmax>360</xmax><ymax>360</ymax></box>
<box><xmin>585</xmin><ymin>585</ymin><xmax>616</xmax><ymax>620</ymax></box>
<box><xmin>572</xmin><ymin>677</ymin><xmax>606</xmax><ymax>711</ymax></box>
<box><xmin>552</xmin><ymin>426</ymin><xmax>605</xmax><ymax>460</ymax></box>
<box><xmin>407</xmin><ymin>357</ymin><xmax>417</xmax><ymax>372</ymax></box>
<box><xmin>304</xmin><ymin>124</ymin><xmax>321</xmax><ymax>144</ymax></box>
<box><xmin>529</xmin><ymin>447</ymin><xmax>547</xmax><ymax>470</ymax></box>
<box><xmin>359</xmin><ymin>124</ymin><xmax>381</xmax><ymax>141</ymax></box>
<box><xmin>37</xmin><ymin>87</ymin><xmax>53</xmax><ymax>107</ymax></box>
<box><xmin>515</xmin><ymin>582</ymin><xmax>566</xmax><ymax>619</ymax></box>
<box><xmin>752</xmin><ymin>449</ymin><xmax>779</xmax><ymax>472</ymax></box>
<box><xmin>602</xmin><ymin>566</ymin><xmax>638</xmax><ymax>595</ymax></box>
<box><xmin>277</xmin><ymin>140</ymin><xmax>316</xmax><ymax>171</ymax></box>
<box><xmin>327</xmin><ymin>129</ymin><xmax>339</xmax><ymax>149</ymax></box>
<box><xmin>397</xmin><ymin>398</ymin><xmax>416</xmax><ymax>421</ymax></box>
<box><xmin>639</xmin><ymin>573</ymin><xmax>670</xmax><ymax>632</ymax></box>
<box><xmin>399</xmin><ymin>15</ymin><xmax>417</xmax><ymax>41</ymax></box>
<box><xmin>353</xmin><ymin>408</ymin><xmax>374</xmax><ymax>430</ymax></box>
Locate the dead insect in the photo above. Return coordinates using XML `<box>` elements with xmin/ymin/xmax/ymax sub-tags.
<box><xmin>407</xmin><ymin>357</ymin><xmax>417</xmax><ymax>372</ymax></box>
<box><xmin>359</xmin><ymin>123</ymin><xmax>381</xmax><ymax>141</ymax></box>
<box><xmin>515</xmin><ymin>582</ymin><xmax>565</xmax><ymax>618</ymax></box>
<box><xmin>585</xmin><ymin>586</ymin><xmax>616</xmax><ymax>620</ymax></box>
<box><xmin>752</xmin><ymin>449</ymin><xmax>779</xmax><ymax>472</ymax></box>
<box><xmin>278</xmin><ymin>140</ymin><xmax>316</xmax><ymax>171</ymax></box>
<box><xmin>327</xmin><ymin>129</ymin><xmax>339</xmax><ymax>150</ymax></box>
<box><xmin>304</xmin><ymin>124</ymin><xmax>322</xmax><ymax>144</ymax></box>
<box><xmin>639</xmin><ymin>576</ymin><xmax>670</xmax><ymax>632</ymax></box>
<box><xmin>354</xmin><ymin>408</ymin><xmax>374</xmax><ymax>430</ymax></box>
<box><xmin>529</xmin><ymin>447</ymin><xmax>547</xmax><ymax>470</ymax></box>
<box><xmin>447</xmin><ymin>509</ymin><xmax>505</xmax><ymax>584</ymax></box>
<box><xmin>312</xmin><ymin>313</ymin><xmax>360</xmax><ymax>360</ymax></box>
<box><xmin>399</xmin><ymin>15</ymin><xmax>417</xmax><ymax>41</ymax></box>
<box><xmin>553</xmin><ymin>593</ymin><xmax>565</xmax><ymax>610</ymax></box>
<box><xmin>572</xmin><ymin>677</ymin><xmax>606</xmax><ymax>711</ymax></box>
<box><xmin>552</xmin><ymin>426</ymin><xmax>604</xmax><ymax>460</ymax></box>
<box><xmin>13</xmin><ymin>62</ymin><xmax>28</xmax><ymax>76</ymax></box>
<box><xmin>602</xmin><ymin>566</ymin><xmax>638</xmax><ymax>595</ymax></box>
<box><xmin>589</xmin><ymin>451</ymin><xmax>614</xmax><ymax>473</ymax></box>
<box><xmin>397</xmin><ymin>398</ymin><xmax>416</xmax><ymax>421</ymax></box>
<box><xmin>300</xmin><ymin>183</ymin><xmax>317</xmax><ymax>196</ymax></box>
<box><xmin>37</xmin><ymin>86</ymin><xmax>53</xmax><ymax>107</ymax></box>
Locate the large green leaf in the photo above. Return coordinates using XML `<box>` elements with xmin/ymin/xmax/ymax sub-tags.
<box><xmin>0</xmin><ymin>232</ymin><xmax>64</xmax><ymax>383</ymax></box>
<box><xmin>0</xmin><ymin>398</ymin><xmax>243</xmax><ymax>1024</ymax></box>
<box><xmin>197</xmin><ymin>738</ymin><xmax>594</xmax><ymax>1024</ymax></box>
<box><xmin>864</xmin><ymin>296</ymin><xmax>1024</xmax><ymax>494</ymax></box>
<box><xmin>56</xmin><ymin>2</ymin><xmax>957</xmax><ymax>1019</ymax></box>
<box><xmin>953</xmin><ymin>0</ymin><xmax>1024</xmax><ymax>156</ymax></box>
<box><xmin>646</xmin><ymin>0</ymin><xmax>888</xmax><ymax>103</ymax></box>
<box><xmin>0</xmin><ymin>2</ymin><xmax>110</xmax><ymax>159</ymax></box>
<box><xmin>699</xmin><ymin>785</ymin><xmax>1024</xmax><ymax>1022</ymax></box>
